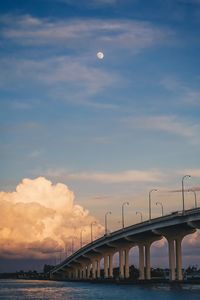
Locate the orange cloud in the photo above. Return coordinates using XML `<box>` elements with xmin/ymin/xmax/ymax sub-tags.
<box><xmin>0</xmin><ymin>177</ymin><xmax>104</xmax><ymax>259</ymax></box>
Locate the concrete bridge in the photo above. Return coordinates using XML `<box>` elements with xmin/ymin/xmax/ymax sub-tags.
<box><xmin>50</xmin><ymin>208</ymin><xmax>200</xmax><ymax>282</ymax></box>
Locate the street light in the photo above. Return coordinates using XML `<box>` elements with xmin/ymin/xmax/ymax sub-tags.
<box><xmin>188</xmin><ymin>190</ymin><xmax>197</xmax><ymax>209</ymax></box>
<box><xmin>105</xmin><ymin>211</ymin><xmax>112</xmax><ymax>235</ymax></box>
<box><xmin>136</xmin><ymin>211</ymin><xmax>143</xmax><ymax>222</ymax></box>
<box><xmin>90</xmin><ymin>221</ymin><xmax>96</xmax><ymax>243</ymax></box>
<box><xmin>122</xmin><ymin>201</ymin><xmax>129</xmax><ymax>228</ymax></box>
<box><xmin>149</xmin><ymin>189</ymin><xmax>158</xmax><ymax>220</ymax></box>
<box><xmin>156</xmin><ymin>201</ymin><xmax>164</xmax><ymax>217</ymax></box>
<box><xmin>182</xmin><ymin>175</ymin><xmax>191</xmax><ymax>214</ymax></box>
<box><xmin>80</xmin><ymin>229</ymin><xmax>85</xmax><ymax>248</ymax></box>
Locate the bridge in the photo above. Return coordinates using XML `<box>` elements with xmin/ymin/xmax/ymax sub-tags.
<box><xmin>50</xmin><ymin>208</ymin><xmax>200</xmax><ymax>282</ymax></box>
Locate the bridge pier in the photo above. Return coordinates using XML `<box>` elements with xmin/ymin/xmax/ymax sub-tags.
<box><xmin>119</xmin><ymin>249</ymin><xmax>124</xmax><ymax>279</ymax></box>
<box><xmin>168</xmin><ymin>238</ymin><xmax>176</xmax><ymax>280</ymax></box>
<box><xmin>104</xmin><ymin>253</ymin><xmax>109</xmax><ymax>278</ymax></box>
<box><xmin>167</xmin><ymin>236</ymin><xmax>184</xmax><ymax>281</ymax></box>
<box><xmin>138</xmin><ymin>244</ymin><xmax>145</xmax><ymax>280</ymax></box>
<box><xmin>92</xmin><ymin>259</ymin><xmax>97</xmax><ymax>279</ymax></box>
<box><xmin>145</xmin><ymin>243</ymin><xmax>151</xmax><ymax>280</ymax></box>
<box><xmin>74</xmin><ymin>268</ymin><xmax>78</xmax><ymax>279</ymax></box>
<box><xmin>85</xmin><ymin>263</ymin><xmax>90</xmax><ymax>279</ymax></box>
<box><xmin>97</xmin><ymin>258</ymin><xmax>101</xmax><ymax>278</ymax></box>
<box><xmin>82</xmin><ymin>264</ymin><xmax>87</xmax><ymax>279</ymax></box>
<box><xmin>159</xmin><ymin>227</ymin><xmax>196</xmax><ymax>281</ymax></box>
<box><xmin>124</xmin><ymin>247</ymin><xmax>130</xmax><ymax>278</ymax></box>
<box><xmin>176</xmin><ymin>237</ymin><xmax>183</xmax><ymax>280</ymax></box>
<box><xmin>109</xmin><ymin>253</ymin><xmax>113</xmax><ymax>278</ymax></box>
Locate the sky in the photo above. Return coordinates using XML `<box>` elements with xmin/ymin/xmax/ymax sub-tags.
<box><xmin>0</xmin><ymin>0</ymin><xmax>200</xmax><ymax>272</ymax></box>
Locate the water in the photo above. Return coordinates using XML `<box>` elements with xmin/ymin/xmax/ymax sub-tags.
<box><xmin>0</xmin><ymin>280</ymin><xmax>200</xmax><ymax>300</ymax></box>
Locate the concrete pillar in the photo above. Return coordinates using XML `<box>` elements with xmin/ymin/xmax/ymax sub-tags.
<box><xmin>109</xmin><ymin>253</ymin><xmax>113</xmax><ymax>278</ymax></box>
<box><xmin>97</xmin><ymin>258</ymin><xmax>101</xmax><ymax>278</ymax></box>
<box><xmin>65</xmin><ymin>270</ymin><xmax>69</xmax><ymax>280</ymax></box>
<box><xmin>168</xmin><ymin>238</ymin><xmax>176</xmax><ymax>281</ymax></box>
<box><xmin>92</xmin><ymin>260</ymin><xmax>96</xmax><ymax>279</ymax></box>
<box><xmin>138</xmin><ymin>244</ymin><xmax>145</xmax><ymax>280</ymax></box>
<box><xmin>78</xmin><ymin>267</ymin><xmax>82</xmax><ymax>279</ymax></box>
<box><xmin>145</xmin><ymin>243</ymin><xmax>151</xmax><ymax>280</ymax></box>
<box><xmin>124</xmin><ymin>248</ymin><xmax>130</xmax><ymax>279</ymax></box>
<box><xmin>176</xmin><ymin>237</ymin><xmax>183</xmax><ymax>281</ymax></box>
<box><xmin>82</xmin><ymin>265</ymin><xmax>87</xmax><ymax>279</ymax></box>
<box><xmin>70</xmin><ymin>271</ymin><xmax>73</xmax><ymax>279</ymax></box>
<box><xmin>75</xmin><ymin>267</ymin><xmax>78</xmax><ymax>279</ymax></box>
<box><xmin>86</xmin><ymin>263</ymin><xmax>91</xmax><ymax>279</ymax></box>
<box><xmin>104</xmin><ymin>254</ymin><xmax>109</xmax><ymax>278</ymax></box>
<box><xmin>119</xmin><ymin>249</ymin><xmax>124</xmax><ymax>279</ymax></box>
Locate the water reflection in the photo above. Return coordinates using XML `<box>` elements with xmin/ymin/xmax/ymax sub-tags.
<box><xmin>0</xmin><ymin>280</ymin><xmax>200</xmax><ymax>300</ymax></box>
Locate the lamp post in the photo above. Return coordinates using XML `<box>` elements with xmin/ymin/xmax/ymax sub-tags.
<box><xmin>156</xmin><ymin>201</ymin><xmax>164</xmax><ymax>217</ymax></box>
<box><xmin>105</xmin><ymin>211</ymin><xmax>112</xmax><ymax>235</ymax></box>
<box><xmin>182</xmin><ymin>175</ymin><xmax>191</xmax><ymax>214</ymax></box>
<box><xmin>122</xmin><ymin>201</ymin><xmax>129</xmax><ymax>228</ymax></box>
<box><xmin>90</xmin><ymin>221</ymin><xmax>96</xmax><ymax>243</ymax></box>
<box><xmin>188</xmin><ymin>190</ymin><xmax>197</xmax><ymax>209</ymax></box>
<box><xmin>149</xmin><ymin>189</ymin><xmax>157</xmax><ymax>220</ymax></box>
<box><xmin>136</xmin><ymin>211</ymin><xmax>143</xmax><ymax>222</ymax></box>
<box><xmin>80</xmin><ymin>229</ymin><xmax>85</xmax><ymax>248</ymax></box>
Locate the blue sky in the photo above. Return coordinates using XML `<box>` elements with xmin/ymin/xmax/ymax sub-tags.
<box><xmin>1</xmin><ymin>1</ymin><xmax>200</xmax><ymax>195</ymax></box>
<box><xmin>0</xmin><ymin>0</ymin><xmax>200</xmax><ymax>272</ymax></box>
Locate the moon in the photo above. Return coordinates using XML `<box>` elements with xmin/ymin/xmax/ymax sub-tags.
<box><xmin>97</xmin><ymin>51</ymin><xmax>104</xmax><ymax>60</ymax></box>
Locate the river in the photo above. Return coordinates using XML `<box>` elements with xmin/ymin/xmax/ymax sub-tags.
<box><xmin>0</xmin><ymin>279</ymin><xmax>200</xmax><ymax>299</ymax></box>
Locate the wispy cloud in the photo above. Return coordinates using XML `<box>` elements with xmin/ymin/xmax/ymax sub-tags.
<box><xmin>28</xmin><ymin>149</ymin><xmax>43</xmax><ymax>158</ymax></box>
<box><xmin>0</xmin><ymin>14</ymin><xmax>173</xmax><ymax>109</ymax></box>
<box><xmin>43</xmin><ymin>168</ymin><xmax>164</xmax><ymax>183</ymax></box>
<box><xmin>124</xmin><ymin>115</ymin><xmax>200</xmax><ymax>142</ymax></box>
<box><xmin>1</xmin><ymin>15</ymin><xmax>171</xmax><ymax>52</ymax></box>
<box><xmin>0</xmin><ymin>55</ymin><xmax>120</xmax><ymax>108</ymax></box>
<box><xmin>0</xmin><ymin>121</ymin><xmax>40</xmax><ymax>133</ymax></box>
<box><xmin>160</xmin><ymin>76</ymin><xmax>200</xmax><ymax>106</ymax></box>
<box><xmin>43</xmin><ymin>0</ymin><xmax>121</xmax><ymax>5</ymax></box>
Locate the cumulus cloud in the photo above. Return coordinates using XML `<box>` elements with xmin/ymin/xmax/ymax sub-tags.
<box><xmin>0</xmin><ymin>177</ymin><xmax>103</xmax><ymax>259</ymax></box>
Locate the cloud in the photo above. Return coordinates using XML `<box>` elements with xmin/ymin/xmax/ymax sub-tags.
<box><xmin>0</xmin><ymin>121</ymin><xmax>40</xmax><ymax>134</ymax></box>
<box><xmin>43</xmin><ymin>168</ymin><xmax>164</xmax><ymax>183</ymax></box>
<box><xmin>0</xmin><ymin>177</ymin><xmax>103</xmax><ymax>259</ymax></box>
<box><xmin>0</xmin><ymin>14</ymin><xmax>173</xmax><ymax>109</ymax></box>
<box><xmin>0</xmin><ymin>56</ymin><xmax>120</xmax><ymax>108</ymax></box>
<box><xmin>1</xmin><ymin>15</ymin><xmax>171</xmax><ymax>51</ymax></box>
<box><xmin>43</xmin><ymin>0</ymin><xmax>121</xmax><ymax>5</ymax></box>
<box><xmin>124</xmin><ymin>115</ymin><xmax>200</xmax><ymax>142</ymax></box>
<box><xmin>160</xmin><ymin>76</ymin><xmax>200</xmax><ymax>107</ymax></box>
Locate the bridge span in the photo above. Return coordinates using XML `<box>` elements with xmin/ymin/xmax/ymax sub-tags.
<box><xmin>50</xmin><ymin>208</ymin><xmax>200</xmax><ymax>281</ymax></box>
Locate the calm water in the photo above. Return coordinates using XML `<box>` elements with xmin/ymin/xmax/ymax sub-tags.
<box><xmin>0</xmin><ymin>280</ymin><xmax>200</xmax><ymax>300</ymax></box>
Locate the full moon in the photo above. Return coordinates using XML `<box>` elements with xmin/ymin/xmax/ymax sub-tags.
<box><xmin>97</xmin><ymin>51</ymin><xmax>104</xmax><ymax>60</ymax></box>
